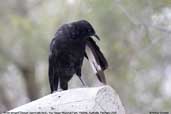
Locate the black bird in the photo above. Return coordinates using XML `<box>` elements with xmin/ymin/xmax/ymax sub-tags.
<box><xmin>48</xmin><ymin>20</ymin><xmax>108</xmax><ymax>93</ymax></box>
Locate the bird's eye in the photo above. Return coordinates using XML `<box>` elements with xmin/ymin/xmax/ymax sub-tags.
<box><xmin>88</xmin><ymin>29</ymin><xmax>91</xmax><ymax>32</ymax></box>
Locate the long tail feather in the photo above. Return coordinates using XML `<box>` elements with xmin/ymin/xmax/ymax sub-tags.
<box><xmin>85</xmin><ymin>37</ymin><xmax>108</xmax><ymax>84</ymax></box>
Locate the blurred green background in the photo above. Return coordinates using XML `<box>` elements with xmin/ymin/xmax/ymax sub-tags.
<box><xmin>0</xmin><ymin>0</ymin><xmax>171</xmax><ymax>113</ymax></box>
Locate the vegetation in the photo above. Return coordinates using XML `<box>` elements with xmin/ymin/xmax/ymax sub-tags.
<box><xmin>0</xmin><ymin>0</ymin><xmax>171</xmax><ymax>113</ymax></box>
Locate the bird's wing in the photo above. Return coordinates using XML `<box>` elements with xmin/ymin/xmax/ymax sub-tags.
<box><xmin>85</xmin><ymin>37</ymin><xmax>108</xmax><ymax>84</ymax></box>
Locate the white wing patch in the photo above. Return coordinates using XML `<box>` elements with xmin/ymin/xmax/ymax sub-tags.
<box><xmin>86</xmin><ymin>45</ymin><xmax>102</xmax><ymax>74</ymax></box>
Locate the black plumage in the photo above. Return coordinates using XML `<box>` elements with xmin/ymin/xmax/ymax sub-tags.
<box><xmin>49</xmin><ymin>20</ymin><xmax>108</xmax><ymax>93</ymax></box>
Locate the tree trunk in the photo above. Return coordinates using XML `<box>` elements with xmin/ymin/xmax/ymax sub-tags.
<box><xmin>20</xmin><ymin>66</ymin><xmax>40</xmax><ymax>101</ymax></box>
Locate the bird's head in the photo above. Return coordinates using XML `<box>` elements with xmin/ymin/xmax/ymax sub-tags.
<box><xmin>68</xmin><ymin>20</ymin><xmax>100</xmax><ymax>40</ymax></box>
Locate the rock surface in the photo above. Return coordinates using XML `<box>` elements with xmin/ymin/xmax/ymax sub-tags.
<box><xmin>9</xmin><ymin>86</ymin><xmax>125</xmax><ymax>114</ymax></box>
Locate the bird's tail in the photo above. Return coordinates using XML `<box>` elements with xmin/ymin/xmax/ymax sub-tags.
<box><xmin>85</xmin><ymin>37</ymin><xmax>108</xmax><ymax>84</ymax></box>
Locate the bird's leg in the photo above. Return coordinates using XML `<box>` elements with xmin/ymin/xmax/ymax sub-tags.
<box><xmin>79</xmin><ymin>76</ymin><xmax>87</xmax><ymax>87</ymax></box>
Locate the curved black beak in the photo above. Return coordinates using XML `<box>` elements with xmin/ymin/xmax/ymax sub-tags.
<box><xmin>94</xmin><ymin>34</ymin><xmax>100</xmax><ymax>40</ymax></box>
